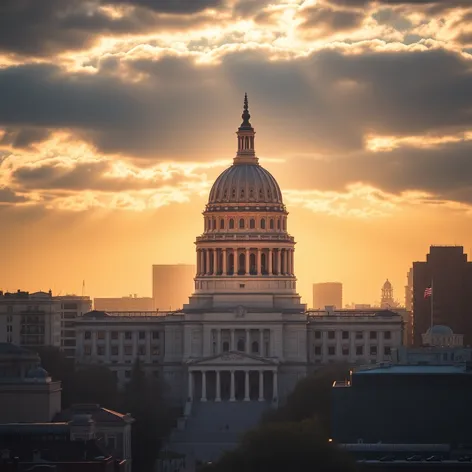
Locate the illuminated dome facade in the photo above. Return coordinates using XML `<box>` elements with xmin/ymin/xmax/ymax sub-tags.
<box><xmin>186</xmin><ymin>94</ymin><xmax>304</xmax><ymax>312</ymax></box>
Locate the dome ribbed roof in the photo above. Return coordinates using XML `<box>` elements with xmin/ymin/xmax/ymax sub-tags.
<box><xmin>208</xmin><ymin>163</ymin><xmax>283</xmax><ymax>205</ymax></box>
<box><xmin>427</xmin><ymin>325</ymin><xmax>453</xmax><ymax>336</ymax></box>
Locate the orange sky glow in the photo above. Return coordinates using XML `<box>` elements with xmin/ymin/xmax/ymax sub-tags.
<box><xmin>2</xmin><ymin>0</ymin><xmax>472</xmax><ymax>306</ymax></box>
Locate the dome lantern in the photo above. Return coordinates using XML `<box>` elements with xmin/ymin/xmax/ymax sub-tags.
<box><xmin>234</xmin><ymin>93</ymin><xmax>258</xmax><ymax>165</ymax></box>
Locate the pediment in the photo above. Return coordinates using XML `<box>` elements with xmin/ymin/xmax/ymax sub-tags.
<box><xmin>186</xmin><ymin>351</ymin><xmax>278</xmax><ymax>366</ymax></box>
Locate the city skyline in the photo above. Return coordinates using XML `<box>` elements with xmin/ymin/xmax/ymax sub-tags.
<box><xmin>2</xmin><ymin>0</ymin><xmax>472</xmax><ymax>304</ymax></box>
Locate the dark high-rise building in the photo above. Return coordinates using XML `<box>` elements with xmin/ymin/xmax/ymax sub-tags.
<box><xmin>412</xmin><ymin>246</ymin><xmax>472</xmax><ymax>346</ymax></box>
<box><xmin>312</xmin><ymin>282</ymin><xmax>342</xmax><ymax>309</ymax></box>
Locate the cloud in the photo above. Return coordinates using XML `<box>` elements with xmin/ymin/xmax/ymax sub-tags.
<box><xmin>0</xmin><ymin>128</ymin><xmax>51</xmax><ymax>149</ymax></box>
<box><xmin>106</xmin><ymin>0</ymin><xmax>224</xmax><ymax>13</ymax></box>
<box><xmin>0</xmin><ymin>186</ymin><xmax>28</xmax><ymax>203</ymax></box>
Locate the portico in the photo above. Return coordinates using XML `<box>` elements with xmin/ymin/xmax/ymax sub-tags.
<box><xmin>187</xmin><ymin>352</ymin><xmax>279</xmax><ymax>403</ymax></box>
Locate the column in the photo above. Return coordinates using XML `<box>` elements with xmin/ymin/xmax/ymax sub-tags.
<box><xmin>244</xmin><ymin>370</ymin><xmax>250</xmax><ymax>401</ymax></box>
<box><xmin>188</xmin><ymin>371</ymin><xmax>193</xmax><ymax>400</ymax></box>
<box><xmin>277</xmin><ymin>250</ymin><xmax>282</xmax><ymax>275</ymax></box>
<box><xmin>222</xmin><ymin>249</ymin><xmax>227</xmax><ymax>275</ymax></box>
<box><xmin>291</xmin><ymin>249</ymin><xmax>294</xmax><ymax>275</ymax></box>
<box><xmin>215</xmin><ymin>370</ymin><xmax>221</xmax><ymax>401</ymax></box>
<box><xmin>230</xmin><ymin>329</ymin><xmax>235</xmax><ymax>351</ymax></box>
<box><xmin>258</xmin><ymin>371</ymin><xmax>264</xmax><ymax>401</ymax></box>
<box><xmin>272</xmin><ymin>371</ymin><xmax>278</xmax><ymax>401</ymax></box>
<box><xmin>287</xmin><ymin>249</ymin><xmax>292</xmax><ymax>275</ymax></box>
<box><xmin>257</xmin><ymin>248</ymin><xmax>262</xmax><ymax>275</ymax></box>
<box><xmin>245</xmin><ymin>329</ymin><xmax>250</xmax><ymax>354</ymax></box>
<box><xmin>217</xmin><ymin>329</ymin><xmax>221</xmax><ymax>354</ymax></box>
<box><xmin>206</xmin><ymin>249</ymin><xmax>211</xmax><ymax>275</ymax></box>
<box><xmin>201</xmin><ymin>370</ymin><xmax>207</xmax><ymax>402</ymax></box>
<box><xmin>259</xmin><ymin>329</ymin><xmax>264</xmax><ymax>355</ymax></box>
<box><xmin>230</xmin><ymin>370</ymin><xmax>235</xmax><ymax>401</ymax></box>
<box><xmin>268</xmin><ymin>249</ymin><xmax>273</xmax><ymax>275</ymax></box>
<box><xmin>245</xmin><ymin>248</ymin><xmax>250</xmax><ymax>275</ymax></box>
<box><xmin>200</xmin><ymin>250</ymin><xmax>205</xmax><ymax>276</ymax></box>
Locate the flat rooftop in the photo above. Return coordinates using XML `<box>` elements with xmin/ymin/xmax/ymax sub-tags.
<box><xmin>356</xmin><ymin>365</ymin><xmax>469</xmax><ymax>375</ymax></box>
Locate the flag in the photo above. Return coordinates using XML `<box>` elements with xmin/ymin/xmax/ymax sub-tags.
<box><xmin>424</xmin><ymin>286</ymin><xmax>432</xmax><ymax>299</ymax></box>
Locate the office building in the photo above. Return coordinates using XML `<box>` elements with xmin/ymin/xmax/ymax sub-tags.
<box><xmin>94</xmin><ymin>295</ymin><xmax>154</xmax><ymax>312</ymax></box>
<box><xmin>312</xmin><ymin>282</ymin><xmax>342</xmax><ymax>309</ymax></box>
<box><xmin>412</xmin><ymin>246</ymin><xmax>472</xmax><ymax>346</ymax></box>
<box><xmin>152</xmin><ymin>264</ymin><xmax>195</xmax><ymax>311</ymax></box>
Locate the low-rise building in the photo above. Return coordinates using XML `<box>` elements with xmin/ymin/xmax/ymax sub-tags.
<box><xmin>94</xmin><ymin>296</ymin><xmax>154</xmax><ymax>312</ymax></box>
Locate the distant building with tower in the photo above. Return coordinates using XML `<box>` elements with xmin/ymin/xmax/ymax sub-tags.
<box><xmin>412</xmin><ymin>246</ymin><xmax>472</xmax><ymax>346</ymax></box>
<box><xmin>380</xmin><ymin>279</ymin><xmax>399</xmax><ymax>309</ymax></box>
<box><xmin>312</xmin><ymin>282</ymin><xmax>342</xmax><ymax>309</ymax></box>
<box><xmin>94</xmin><ymin>295</ymin><xmax>154</xmax><ymax>312</ymax></box>
<box><xmin>405</xmin><ymin>268</ymin><xmax>413</xmax><ymax>311</ymax></box>
<box><xmin>152</xmin><ymin>264</ymin><xmax>195</xmax><ymax>311</ymax></box>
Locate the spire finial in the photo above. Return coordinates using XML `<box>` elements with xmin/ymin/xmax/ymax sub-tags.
<box><xmin>240</xmin><ymin>93</ymin><xmax>252</xmax><ymax>129</ymax></box>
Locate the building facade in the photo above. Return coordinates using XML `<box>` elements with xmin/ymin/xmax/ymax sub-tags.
<box><xmin>412</xmin><ymin>246</ymin><xmax>472</xmax><ymax>346</ymax></box>
<box><xmin>152</xmin><ymin>265</ymin><xmax>195</xmax><ymax>311</ymax></box>
<box><xmin>0</xmin><ymin>291</ymin><xmax>91</xmax><ymax>358</ymax></box>
<box><xmin>312</xmin><ymin>282</ymin><xmax>343</xmax><ymax>309</ymax></box>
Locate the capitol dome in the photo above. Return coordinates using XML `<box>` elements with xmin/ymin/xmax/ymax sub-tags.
<box><xmin>207</xmin><ymin>93</ymin><xmax>283</xmax><ymax>207</ymax></box>
<box><xmin>426</xmin><ymin>325</ymin><xmax>453</xmax><ymax>336</ymax></box>
<box><xmin>209</xmin><ymin>165</ymin><xmax>283</xmax><ymax>205</ymax></box>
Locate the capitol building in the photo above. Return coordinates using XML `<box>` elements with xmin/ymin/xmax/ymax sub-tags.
<box><xmin>68</xmin><ymin>97</ymin><xmax>403</xmax><ymax>460</ymax></box>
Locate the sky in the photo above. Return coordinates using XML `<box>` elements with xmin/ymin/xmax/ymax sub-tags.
<box><xmin>2</xmin><ymin>0</ymin><xmax>472</xmax><ymax>306</ymax></box>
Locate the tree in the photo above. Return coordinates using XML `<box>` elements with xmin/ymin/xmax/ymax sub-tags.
<box><xmin>200</xmin><ymin>418</ymin><xmax>355</xmax><ymax>472</ymax></box>
<box><xmin>121</xmin><ymin>358</ymin><xmax>175</xmax><ymax>472</ymax></box>
<box><xmin>263</xmin><ymin>364</ymin><xmax>351</xmax><ymax>439</ymax></box>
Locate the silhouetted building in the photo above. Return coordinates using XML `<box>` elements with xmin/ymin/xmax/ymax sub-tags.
<box><xmin>312</xmin><ymin>282</ymin><xmax>342</xmax><ymax>309</ymax></box>
<box><xmin>405</xmin><ymin>268</ymin><xmax>413</xmax><ymax>312</ymax></box>
<box><xmin>94</xmin><ymin>295</ymin><xmax>154</xmax><ymax>312</ymax></box>
<box><xmin>152</xmin><ymin>264</ymin><xmax>195</xmax><ymax>311</ymax></box>
<box><xmin>412</xmin><ymin>246</ymin><xmax>472</xmax><ymax>346</ymax></box>
<box><xmin>332</xmin><ymin>364</ymin><xmax>472</xmax><ymax>445</ymax></box>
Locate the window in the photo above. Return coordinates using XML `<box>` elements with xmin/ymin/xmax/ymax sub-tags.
<box><xmin>314</xmin><ymin>346</ymin><xmax>322</xmax><ymax>355</ymax></box>
<box><xmin>384</xmin><ymin>346</ymin><xmax>391</xmax><ymax>356</ymax></box>
<box><xmin>107</xmin><ymin>436</ymin><xmax>116</xmax><ymax>450</ymax></box>
<box><xmin>239</xmin><ymin>284</ymin><xmax>245</xmax><ymax>288</ymax></box>
<box><xmin>63</xmin><ymin>321</ymin><xmax>74</xmax><ymax>328</ymax></box>
<box><xmin>6</xmin><ymin>315</ymin><xmax>12</xmax><ymax>323</ymax></box>
<box><xmin>124</xmin><ymin>346</ymin><xmax>133</xmax><ymax>356</ymax></box>
<box><xmin>239</xmin><ymin>218</ymin><xmax>245</xmax><ymax>229</ymax></box>
<box><xmin>84</xmin><ymin>331</ymin><xmax>91</xmax><ymax>340</ymax></box>
<box><xmin>63</xmin><ymin>303</ymin><xmax>77</xmax><ymax>310</ymax></box>
<box><xmin>111</xmin><ymin>346</ymin><xmax>119</xmax><ymax>356</ymax></box>
<box><xmin>328</xmin><ymin>331</ymin><xmax>335</xmax><ymax>339</ymax></box>
<box><xmin>328</xmin><ymin>346</ymin><xmax>336</xmax><ymax>356</ymax></box>
<box><xmin>355</xmin><ymin>331</ymin><xmax>363</xmax><ymax>340</ymax></box>
<box><xmin>370</xmin><ymin>331</ymin><xmax>377</xmax><ymax>340</ymax></box>
<box><xmin>63</xmin><ymin>312</ymin><xmax>76</xmax><ymax>319</ymax></box>
<box><xmin>249</xmin><ymin>219</ymin><xmax>255</xmax><ymax>229</ymax></box>
<box><xmin>6</xmin><ymin>325</ymin><xmax>12</xmax><ymax>332</ymax></box>
<box><xmin>152</xmin><ymin>331</ymin><xmax>160</xmax><ymax>340</ymax></box>
<box><xmin>370</xmin><ymin>346</ymin><xmax>377</xmax><ymax>356</ymax></box>
<box><xmin>97</xmin><ymin>331</ymin><xmax>105</xmax><ymax>340</ymax></box>
<box><xmin>222</xmin><ymin>341</ymin><xmax>229</xmax><ymax>352</ymax></box>
<box><xmin>63</xmin><ymin>330</ymin><xmax>75</xmax><ymax>337</ymax></box>
<box><xmin>125</xmin><ymin>370</ymin><xmax>131</xmax><ymax>379</ymax></box>
<box><xmin>64</xmin><ymin>339</ymin><xmax>76</xmax><ymax>347</ymax></box>
<box><xmin>240</xmin><ymin>188</ymin><xmax>245</xmax><ymax>198</ymax></box>
<box><xmin>251</xmin><ymin>341</ymin><xmax>259</xmax><ymax>353</ymax></box>
<box><xmin>261</xmin><ymin>218</ymin><xmax>266</xmax><ymax>229</ymax></box>
<box><xmin>84</xmin><ymin>346</ymin><xmax>92</xmax><ymax>355</ymax></box>
<box><xmin>152</xmin><ymin>346</ymin><xmax>160</xmax><ymax>356</ymax></box>
<box><xmin>314</xmin><ymin>331</ymin><xmax>322</xmax><ymax>339</ymax></box>
<box><xmin>269</xmin><ymin>219</ymin><xmax>274</xmax><ymax>229</ymax></box>
<box><xmin>342</xmin><ymin>331</ymin><xmax>349</xmax><ymax>340</ymax></box>
<box><xmin>111</xmin><ymin>332</ymin><xmax>118</xmax><ymax>340</ymax></box>
<box><xmin>153</xmin><ymin>370</ymin><xmax>160</xmax><ymax>378</ymax></box>
<box><xmin>237</xmin><ymin>339</ymin><xmax>245</xmax><ymax>352</ymax></box>
<box><xmin>229</xmin><ymin>219</ymin><xmax>235</xmax><ymax>229</ymax></box>
<box><xmin>342</xmin><ymin>347</ymin><xmax>349</xmax><ymax>356</ymax></box>
<box><xmin>384</xmin><ymin>331</ymin><xmax>391</xmax><ymax>340</ymax></box>
<box><xmin>220</xmin><ymin>219</ymin><xmax>225</xmax><ymax>230</ymax></box>
<box><xmin>356</xmin><ymin>346</ymin><xmax>363</xmax><ymax>356</ymax></box>
<box><xmin>138</xmin><ymin>345</ymin><xmax>146</xmax><ymax>356</ymax></box>
<box><xmin>97</xmin><ymin>346</ymin><xmax>105</xmax><ymax>356</ymax></box>
<box><xmin>139</xmin><ymin>331</ymin><xmax>145</xmax><ymax>340</ymax></box>
<box><xmin>231</xmin><ymin>188</ymin><xmax>236</xmax><ymax>198</ymax></box>
<box><xmin>125</xmin><ymin>331</ymin><xmax>132</xmax><ymax>340</ymax></box>
<box><xmin>277</xmin><ymin>219</ymin><xmax>281</xmax><ymax>230</ymax></box>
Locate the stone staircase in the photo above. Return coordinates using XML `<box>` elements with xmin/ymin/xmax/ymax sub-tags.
<box><xmin>166</xmin><ymin>401</ymin><xmax>271</xmax><ymax>463</ymax></box>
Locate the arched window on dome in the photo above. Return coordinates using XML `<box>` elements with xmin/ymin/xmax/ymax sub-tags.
<box><xmin>259</xmin><ymin>188</ymin><xmax>264</xmax><ymax>199</ymax></box>
<box><xmin>269</xmin><ymin>219</ymin><xmax>274</xmax><ymax>230</ymax></box>
<box><xmin>231</xmin><ymin>188</ymin><xmax>236</xmax><ymax>198</ymax></box>
<box><xmin>277</xmin><ymin>218</ymin><xmax>281</xmax><ymax>230</ymax></box>
<box><xmin>267</xmin><ymin>189</ymin><xmax>272</xmax><ymax>200</ymax></box>
<box><xmin>223</xmin><ymin>189</ymin><xmax>228</xmax><ymax>199</ymax></box>
<box><xmin>220</xmin><ymin>219</ymin><xmax>225</xmax><ymax>230</ymax></box>
<box><xmin>241</xmin><ymin>188</ymin><xmax>245</xmax><ymax>198</ymax></box>
<box><xmin>250</xmin><ymin>253</ymin><xmax>256</xmax><ymax>275</ymax></box>
<box><xmin>229</xmin><ymin>218</ymin><xmax>235</xmax><ymax>229</ymax></box>
<box><xmin>239</xmin><ymin>218</ymin><xmax>245</xmax><ymax>229</ymax></box>
<box><xmin>249</xmin><ymin>188</ymin><xmax>254</xmax><ymax>199</ymax></box>
<box><xmin>249</xmin><ymin>218</ymin><xmax>255</xmax><ymax>229</ymax></box>
<box><xmin>237</xmin><ymin>339</ymin><xmax>245</xmax><ymax>352</ymax></box>
<box><xmin>222</xmin><ymin>341</ymin><xmax>229</xmax><ymax>352</ymax></box>
<box><xmin>261</xmin><ymin>218</ymin><xmax>266</xmax><ymax>230</ymax></box>
<box><xmin>251</xmin><ymin>341</ymin><xmax>259</xmax><ymax>354</ymax></box>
